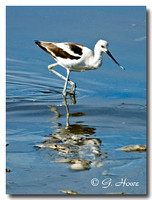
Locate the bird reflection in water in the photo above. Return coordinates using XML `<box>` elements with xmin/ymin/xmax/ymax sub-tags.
<box><xmin>37</xmin><ymin>94</ymin><xmax>107</xmax><ymax>170</ymax></box>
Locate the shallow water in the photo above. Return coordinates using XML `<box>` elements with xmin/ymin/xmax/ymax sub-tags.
<box><xmin>6</xmin><ymin>6</ymin><xmax>146</xmax><ymax>195</ymax></box>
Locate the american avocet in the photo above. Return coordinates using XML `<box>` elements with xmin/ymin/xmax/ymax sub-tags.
<box><xmin>35</xmin><ymin>40</ymin><xmax>124</xmax><ymax>96</ymax></box>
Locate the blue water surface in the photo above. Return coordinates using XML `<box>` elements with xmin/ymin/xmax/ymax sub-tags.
<box><xmin>6</xmin><ymin>6</ymin><xmax>146</xmax><ymax>195</ymax></box>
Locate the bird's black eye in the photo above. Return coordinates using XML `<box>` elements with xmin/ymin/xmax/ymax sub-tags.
<box><xmin>101</xmin><ymin>45</ymin><xmax>105</xmax><ymax>48</ymax></box>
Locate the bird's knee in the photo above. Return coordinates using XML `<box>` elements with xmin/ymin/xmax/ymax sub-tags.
<box><xmin>48</xmin><ymin>65</ymin><xmax>52</xmax><ymax>70</ymax></box>
<box><xmin>48</xmin><ymin>63</ymin><xmax>58</xmax><ymax>70</ymax></box>
<box><xmin>72</xmin><ymin>82</ymin><xmax>76</xmax><ymax>89</ymax></box>
<box><xmin>62</xmin><ymin>90</ymin><xmax>67</xmax><ymax>96</ymax></box>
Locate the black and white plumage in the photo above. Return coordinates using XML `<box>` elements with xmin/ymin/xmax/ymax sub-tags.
<box><xmin>35</xmin><ymin>40</ymin><xmax>124</xmax><ymax>96</ymax></box>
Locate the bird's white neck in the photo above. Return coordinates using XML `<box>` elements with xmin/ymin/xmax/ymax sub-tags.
<box><xmin>89</xmin><ymin>45</ymin><xmax>103</xmax><ymax>70</ymax></box>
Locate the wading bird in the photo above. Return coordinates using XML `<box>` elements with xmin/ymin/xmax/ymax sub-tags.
<box><xmin>35</xmin><ymin>40</ymin><xmax>124</xmax><ymax>96</ymax></box>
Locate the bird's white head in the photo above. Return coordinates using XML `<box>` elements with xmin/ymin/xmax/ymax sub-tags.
<box><xmin>96</xmin><ymin>40</ymin><xmax>109</xmax><ymax>53</ymax></box>
<box><xmin>96</xmin><ymin>39</ymin><xmax>125</xmax><ymax>70</ymax></box>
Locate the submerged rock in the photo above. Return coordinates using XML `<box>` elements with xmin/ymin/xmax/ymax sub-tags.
<box><xmin>62</xmin><ymin>190</ymin><xmax>80</xmax><ymax>194</ymax></box>
<box><xmin>36</xmin><ymin>143</ymin><xmax>78</xmax><ymax>153</ymax></box>
<box><xmin>54</xmin><ymin>158</ymin><xmax>72</xmax><ymax>163</ymax></box>
<box><xmin>36</xmin><ymin>123</ymin><xmax>103</xmax><ymax>171</ymax></box>
<box><xmin>82</xmin><ymin>138</ymin><xmax>102</xmax><ymax>145</ymax></box>
<box><xmin>55</xmin><ymin>158</ymin><xmax>91</xmax><ymax>170</ymax></box>
<box><xmin>70</xmin><ymin>159</ymin><xmax>91</xmax><ymax>170</ymax></box>
<box><xmin>91</xmin><ymin>161</ymin><xmax>104</xmax><ymax>168</ymax></box>
<box><xmin>109</xmin><ymin>192</ymin><xmax>127</xmax><ymax>195</ymax></box>
<box><xmin>90</xmin><ymin>145</ymin><xmax>101</xmax><ymax>156</ymax></box>
<box><xmin>117</xmin><ymin>145</ymin><xmax>146</xmax><ymax>152</ymax></box>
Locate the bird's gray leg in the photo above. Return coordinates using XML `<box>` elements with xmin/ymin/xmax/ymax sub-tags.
<box><xmin>62</xmin><ymin>69</ymin><xmax>70</xmax><ymax>96</ymax></box>
<box><xmin>48</xmin><ymin>63</ymin><xmax>67</xmax><ymax>82</ymax></box>
<box><xmin>48</xmin><ymin>63</ymin><xmax>76</xmax><ymax>94</ymax></box>
<box><xmin>48</xmin><ymin>63</ymin><xmax>58</xmax><ymax>69</ymax></box>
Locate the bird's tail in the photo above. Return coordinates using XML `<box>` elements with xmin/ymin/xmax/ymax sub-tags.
<box><xmin>34</xmin><ymin>40</ymin><xmax>47</xmax><ymax>52</ymax></box>
<box><xmin>34</xmin><ymin>40</ymin><xmax>41</xmax><ymax>45</ymax></box>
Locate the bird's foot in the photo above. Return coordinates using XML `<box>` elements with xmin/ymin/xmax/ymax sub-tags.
<box><xmin>66</xmin><ymin>91</ymin><xmax>76</xmax><ymax>104</ymax></box>
<box><xmin>67</xmin><ymin>91</ymin><xmax>75</xmax><ymax>95</ymax></box>
<box><xmin>62</xmin><ymin>83</ymin><xmax>76</xmax><ymax>99</ymax></box>
<box><xmin>48</xmin><ymin>67</ymin><xmax>53</xmax><ymax>71</ymax></box>
<box><xmin>70</xmin><ymin>83</ymin><xmax>76</xmax><ymax>94</ymax></box>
